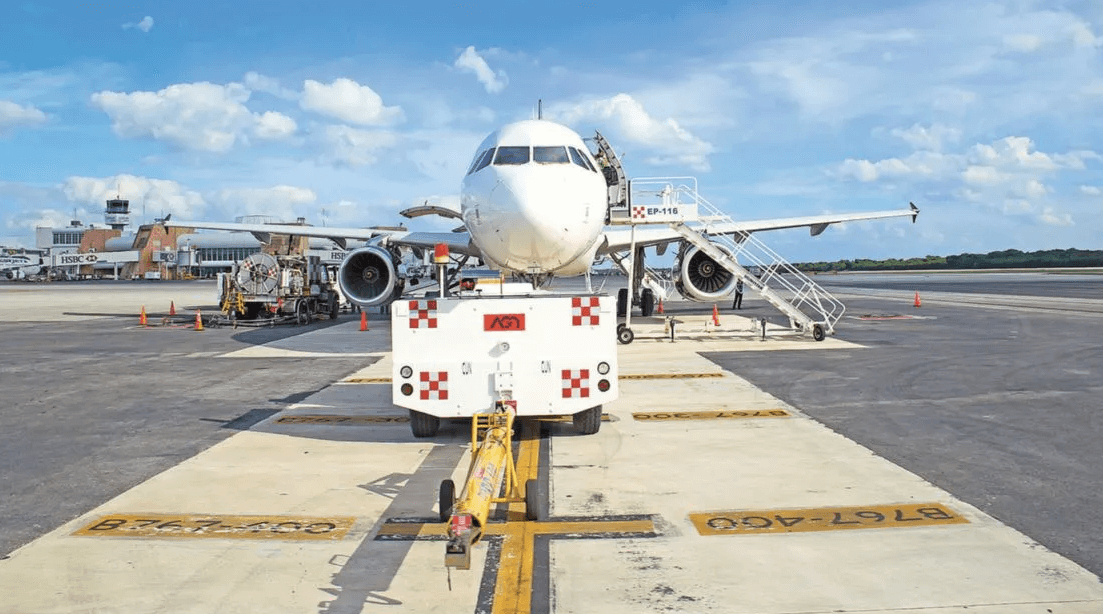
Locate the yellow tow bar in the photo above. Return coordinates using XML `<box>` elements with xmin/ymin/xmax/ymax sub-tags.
<box><xmin>443</xmin><ymin>407</ymin><xmax>537</xmax><ymax>569</ymax></box>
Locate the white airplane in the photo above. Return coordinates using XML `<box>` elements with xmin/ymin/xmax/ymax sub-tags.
<box><xmin>1</xmin><ymin>253</ymin><xmax>46</xmax><ymax>280</ymax></box>
<box><xmin>167</xmin><ymin>118</ymin><xmax>918</xmax><ymax>316</ymax></box>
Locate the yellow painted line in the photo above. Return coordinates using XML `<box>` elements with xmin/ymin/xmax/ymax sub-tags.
<box><xmin>690</xmin><ymin>502</ymin><xmax>969</xmax><ymax>536</ymax></box>
<box><xmin>342</xmin><ymin>377</ymin><xmax>392</xmax><ymax>383</ymax></box>
<box><xmin>375</xmin><ymin>518</ymin><xmax>658</xmax><ymax>540</ymax></box>
<box><xmin>494</xmin><ymin>420</ymin><xmax>541</xmax><ymax>614</ymax></box>
<box><xmin>633</xmin><ymin>409</ymin><xmax>790</xmax><ymax>421</ymax></box>
<box><xmin>376</xmin><ymin>522</ymin><xmax>448</xmax><ymax>539</ymax></box>
<box><xmin>73</xmin><ymin>513</ymin><xmax>356</xmax><ymax>540</ymax></box>
<box><xmin>619</xmin><ymin>372</ymin><xmax>724</xmax><ymax>380</ymax></box>
<box><xmin>532</xmin><ymin>414</ymin><xmax>612</xmax><ymax>423</ymax></box>
<box><xmin>275</xmin><ymin>415</ymin><xmax>408</xmax><ymax>424</ymax></box>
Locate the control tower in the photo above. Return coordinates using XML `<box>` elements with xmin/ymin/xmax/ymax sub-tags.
<box><xmin>104</xmin><ymin>198</ymin><xmax>130</xmax><ymax>231</ymax></box>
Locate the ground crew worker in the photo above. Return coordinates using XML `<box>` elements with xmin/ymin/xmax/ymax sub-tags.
<box><xmin>732</xmin><ymin>278</ymin><xmax>744</xmax><ymax>310</ymax></box>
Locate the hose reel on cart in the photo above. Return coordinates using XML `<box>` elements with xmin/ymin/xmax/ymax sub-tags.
<box><xmin>236</xmin><ymin>252</ymin><xmax>280</xmax><ymax>295</ymax></box>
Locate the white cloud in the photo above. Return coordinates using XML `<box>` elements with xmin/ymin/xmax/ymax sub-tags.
<box><xmin>890</xmin><ymin>123</ymin><xmax>961</xmax><ymax>151</ymax></box>
<box><xmin>454</xmin><ymin>46</ymin><xmax>508</xmax><ymax>94</ymax></box>
<box><xmin>1069</xmin><ymin>21</ymin><xmax>1100</xmax><ymax>48</ymax></box>
<box><xmin>243</xmin><ymin>72</ymin><xmax>299</xmax><ymax>100</ymax></box>
<box><xmin>840</xmin><ymin>135</ymin><xmax>1097</xmax><ymax>183</ymax></box>
<box><xmin>549</xmin><ymin>94</ymin><xmax>714</xmax><ymax>170</ymax></box>
<box><xmin>300</xmin><ymin>78</ymin><xmax>403</xmax><ymax>126</ymax></box>
<box><xmin>91</xmin><ymin>82</ymin><xmax>296</xmax><ymax>151</ymax></box>
<box><xmin>210</xmin><ymin>185</ymin><xmax>317</xmax><ymax>220</ymax></box>
<box><xmin>253</xmin><ymin>111</ymin><xmax>297</xmax><ymax>140</ymax></box>
<box><xmin>1039</xmin><ymin>206</ymin><xmax>1073</xmax><ymax>226</ymax></box>
<box><xmin>63</xmin><ymin>174</ymin><xmax>206</xmax><ymax>219</ymax></box>
<box><xmin>1004</xmin><ymin>33</ymin><xmax>1043</xmax><ymax>52</ymax></box>
<box><xmin>1079</xmin><ymin>185</ymin><xmax>1101</xmax><ymax>195</ymax></box>
<box><xmin>122</xmin><ymin>16</ymin><xmax>154</xmax><ymax>32</ymax></box>
<box><xmin>321</xmin><ymin>124</ymin><xmax>400</xmax><ymax>166</ymax></box>
<box><xmin>0</xmin><ymin>100</ymin><xmax>47</xmax><ymax>134</ymax></box>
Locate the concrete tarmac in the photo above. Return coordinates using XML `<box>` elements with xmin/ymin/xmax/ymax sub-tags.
<box><xmin>1</xmin><ymin>274</ymin><xmax>1101</xmax><ymax>613</ymax></box>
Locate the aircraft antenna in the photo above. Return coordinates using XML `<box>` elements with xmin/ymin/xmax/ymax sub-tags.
<box><xmin>538</xmin><ymin>99</ymin><xmax>542</xmax><ymax>120</ymax></box>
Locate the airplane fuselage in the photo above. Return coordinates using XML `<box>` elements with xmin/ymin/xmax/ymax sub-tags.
<box><xmin>460</xmin><ymin>120</ymin><xmax>608</xmax><ymax>278</ymax></box>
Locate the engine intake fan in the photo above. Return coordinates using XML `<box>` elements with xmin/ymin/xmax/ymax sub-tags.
<box><xmin>338</xmin><ymin>245</ymin><xmax>402</xmax><ymax>308</ymax></box>
<box><xmin>673</xmin><ymin>243</ymin><xmax>740</xmax><ymax>302</ymax></box>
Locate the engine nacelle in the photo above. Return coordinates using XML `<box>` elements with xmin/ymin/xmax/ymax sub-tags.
<box><xmin>338</xmin><ymin>245</ymin><xmax>402</xmax><ymax>308</ymax></box>
<box><xmin>672</xmin><ymin>243</ymin><xmax>739</xmax><ymax>302</ymax></box>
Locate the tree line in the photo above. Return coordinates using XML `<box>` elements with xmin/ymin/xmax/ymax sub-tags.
<box><xmin>794</xmin><ymin>248</ymin><xmax>1103</xmax><ymax>272</ymax></box>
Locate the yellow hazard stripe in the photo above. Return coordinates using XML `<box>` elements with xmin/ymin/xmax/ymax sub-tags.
<box><xmin>73</xmin><ymin>513</ymin><xmax>356</xmax><ymax>540</ymax></box>
<box><xmin>275</xmin><ymin>415</ymin><xmax>408</xmax><ymax>425</ymax></box>
<box><xmin>690</xmin><ymin>502</ymin><xmax>968</xmax><ymax>536</ymax></box>
<box><xmin>619</xmin><ymin>372</ymin><xmax>724</xmax><ymax>380</ymax></box>
<box><xmin>633</xmin><ymin>409</ymin><xmax>790</xmax><ymax>421</ymax></box>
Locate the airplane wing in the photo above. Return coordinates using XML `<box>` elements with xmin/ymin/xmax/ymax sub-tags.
<box><xmin>164</xmin><ymin>221</ymin><xmax>478</xmax><ymax>257</ymax></box>
<box><xmin>599</xmin><ymin>203</ymin><xmax>919</xmax><ymax>252</ymax></box>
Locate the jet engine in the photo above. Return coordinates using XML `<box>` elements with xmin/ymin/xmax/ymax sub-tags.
<box><xmin>672</xmin><ymin>243</ymin><xmax>739</xmax><ymax>302</ymax></box>
<box><xmin>338</xmin><ymin>245</ymin><xmax>403</xmax><ymax>308</ymax></box>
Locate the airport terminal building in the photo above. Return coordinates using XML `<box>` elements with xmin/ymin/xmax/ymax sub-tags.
<box><xmin>33</xmin><ymin>202</ymin><xmax>346</xmax><ymax>279</ymax></box>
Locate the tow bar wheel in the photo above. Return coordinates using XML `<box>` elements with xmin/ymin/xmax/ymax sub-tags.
<box><xmin>439</xmin><ymin>479</ymin><xmax>455</xmax><ymax>522</ymax></box>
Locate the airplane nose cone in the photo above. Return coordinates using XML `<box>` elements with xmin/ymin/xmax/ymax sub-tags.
<box><xmin>488</xmin><ymin>173</ymin><xmax>581</xmax><ymax>271</ymax></box>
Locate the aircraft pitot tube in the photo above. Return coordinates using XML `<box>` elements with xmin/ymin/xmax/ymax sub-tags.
<box><xmin>338</xmin><ymin>245</ymin><xmax>404</xmax><ymax>308</ymax></box>
<box><xmin>672</xmin><ymin>242</ymin><xmax>739</xmax><ymax>302</ymax></box>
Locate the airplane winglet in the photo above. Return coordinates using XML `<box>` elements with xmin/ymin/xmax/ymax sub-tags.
<box><xmin>909</xmin><ymin>202</ymin><xmax>919</xmax><ymax>223</ymax></box>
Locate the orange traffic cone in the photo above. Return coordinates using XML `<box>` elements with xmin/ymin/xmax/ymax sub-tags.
<box><xmin>657</xmin><ymin>299</ymin><xmax>664</xmax><ymax>315</ymax></box>
<box><xmin>194</xmin><ymin>308</ymin><xmax>204</xmax><ymax>331</ymax></box>
<box><xmin>914</xmin><ymin>292</ymin><xmax>922</xmax><ymax>308</ymax></box>
<box><xmin>169</xmin><ymin>301</ymin><xmax>176</xmax><ymax>316</ymax></box>
<box><xmin>139</xmin><ymin>305</ymin><xmax>147</xmax><ymax>327</ymax></box>
<box><xmin>712</xmin><ymin>304</ymin><xmax>720</xmax><ymax>326</ymax></box>
<box><xmin>360</xmin><ymin>310</ymin><xmax>368</xmax><ymax>332</ymax></box>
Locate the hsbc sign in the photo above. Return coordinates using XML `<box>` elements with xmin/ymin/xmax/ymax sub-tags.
<box><xmin>52</xmin><ymin>251</ymin><xmax>139</xmax><ymax>267</ymax></box>
<box><xmin>57</xmin><ymin>253</ymin><xmax>98</xmax><ymax>265</ymax></box>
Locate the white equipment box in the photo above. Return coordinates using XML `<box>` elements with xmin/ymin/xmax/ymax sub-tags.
<box><xmin>391</xmin><ymin>292</ymin><xmax>618</xmax><ymax>421</ymax></box>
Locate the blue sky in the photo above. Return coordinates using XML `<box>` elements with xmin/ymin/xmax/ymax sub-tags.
<box><xmin>2</xmin><ymin>0</ymin><xmax>1102</xmax><ymax>262</ymax></box>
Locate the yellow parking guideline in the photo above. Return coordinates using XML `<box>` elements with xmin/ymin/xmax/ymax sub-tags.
<box><xmin>73</xmin><ymin>513</ymin><xmax>356</xmax><ymax>540</ymax></box>
<box><xmin>633</xmin><ymin>409</ymin><xmax>790</xmax><ymax>421</ymax></box>
<box><xmin>690</xmin><ymin>502</ymin><xmax>968</xmax><ymax>536</ymax></box>
<box><xmin>275</xmin><ymin>414</ymin><xmax>408</xmax><ymax>425</ymax></box>
<box><xmin>619</xmin><ymin>372</ymin><xmax>724</xmax><ymax>380</ymax></box>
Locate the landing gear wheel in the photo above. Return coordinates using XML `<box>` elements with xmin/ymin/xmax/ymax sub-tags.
<box><xmin>439</xmin><ymin>479</ymin><xmax>455</xmax><ymax>522</ymax></box>
<box><xmin>573</xmin><ymin>405</ymin><xmax>602</xmax><ymax>435</ymax></box>
<box><xmin>640</xmin><ymin>288</ymin><xmax>655</xmax><ymax>317</ymax></box>
<box><xmin>617</xmin><ymin>326</ymin><xmax>634</xmax><ymax>345</ymax></box>
<box><xmin>616</xmin><ymin>288</ymin><xmax>628</xmax><ymax>317</ymax></box>
<box><xmin>525</xmin><ymin>478</ymin><xmax>542</xmax><ymax>521</ymax></box>
<box><xmin>812</xmin><ymin>324</ymin><xmax>826</xmax><ymax>342</ymax></box>
<box><xmin>409</xmin><ymin>410</ymin><xmax>440</xmax><ymax>438</ymax></box>
<box><xmin>329</xmin><ymin>297</ymin><xmax>340</xmax><ymax>320</ymax></box>
<box><xmin>295</xmin><ymin>300</ymin><xmax>311</xmax><ymax>325</ymax></box>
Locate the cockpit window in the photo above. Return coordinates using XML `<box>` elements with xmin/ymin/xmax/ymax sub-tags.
<box><xmin>466</xmin><ymin>149</ymin><xmax>486</xmax><ymax>175</ymax></box>
<box><xmin>470</xmin><ymin>148</ymin><xmax>495</xmax><ymax>175</ymax></box>
<box><xmin>533</xmin><ymin>146</ymin><xmax>569</xmax><ymax>164</ymax></box>
<box><xmin>568</xmin><ymin>147</ymin><xmax>597</xmax><ymax>172</ymax></box>
<box><xmin>493</xmin><ymin>146</ymin><xmax>530</xmax><ymax>165</ymax></box>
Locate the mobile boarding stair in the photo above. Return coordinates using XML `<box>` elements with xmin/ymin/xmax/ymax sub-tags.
<box><xmin>592</xmin><ymin>130</ymin><xmax>844</xmax><ymax>340</ymax></box>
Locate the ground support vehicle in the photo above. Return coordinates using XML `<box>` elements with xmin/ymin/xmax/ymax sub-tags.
<box><xmin>391</xmin><ymin>286</ymin><xmax>618</xmax><ymax>438</ymax></box>
<box><xmin>220</xmin><ymin>252</ymin><xmax>342</xmax><ymax>324</ymax></box>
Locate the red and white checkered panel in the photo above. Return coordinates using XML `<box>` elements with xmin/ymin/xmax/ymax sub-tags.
<box><xmin>632</xmin><ymin>205</ymin><xmax>647</xmax><ymax>220</ymax></box>
<box><xmin>409</xmin><ymin>299</ymin><xmax>438</xmax><ymax>329</ymax></box>
<box><xmin>419</xmin><ymin>371</ymin><xmax>448</xmax><ymax>400</ymax></box>
<box><xmin>561</xmin><ymin>369</ymin><xmax>590</xmax><ymax>398</ymax></box>
<box><xmin>571</xmin><ymin>296</ymin><xmax>600</xmax><ymax>326</ymax></box>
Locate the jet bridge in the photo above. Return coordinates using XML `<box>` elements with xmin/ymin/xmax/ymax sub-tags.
<box><xmin>605</xmin><ymin>173</ymin><xmax>846</xmax><ymax>341</ymax></box>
